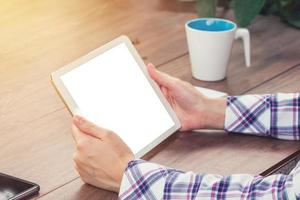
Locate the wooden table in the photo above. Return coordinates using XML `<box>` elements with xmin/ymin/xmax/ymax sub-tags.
<box><xmin>1</xmin><ymin>0</ymin><xmax>300</xmax><ymax>199</ymax></box>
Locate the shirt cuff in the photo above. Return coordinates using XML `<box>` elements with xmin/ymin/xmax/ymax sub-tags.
<box><xmin>224</xmin><ymin>94</ymin><xmax>271</xmax><ymax>135</ymax></box>
<box><xmin>118</xmin><ymin>159</ymin><xmax>169</xmax><ymax>199</ymax></box>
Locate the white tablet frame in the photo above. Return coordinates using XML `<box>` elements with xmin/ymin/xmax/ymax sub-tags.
<box><xmin>51</xmin><ymin>35</ymin><xmax>181</xmax><ymax>158</ymax></box>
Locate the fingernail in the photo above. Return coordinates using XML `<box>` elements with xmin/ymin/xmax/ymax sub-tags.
<box><xmin>74</xmin><ymin>115</ymin><xmax>85</xmax><ymax>125</ymax></box>
<box><xmin>149</xmin><ymin>63</ymin><xmax>154</xmax><ymax>69</ymax></box>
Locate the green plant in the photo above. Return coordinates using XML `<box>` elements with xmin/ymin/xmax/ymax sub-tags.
<box><xmin>196</xmin><ymin>0</ymin><xmax>300</xmax><ymax>29</ymax></box>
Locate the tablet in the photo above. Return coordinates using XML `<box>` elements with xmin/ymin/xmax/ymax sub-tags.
<box><xmin>51</xmin><ymin>35</ymin><xmax>181</xmax><ymax>158</ymax></box>
<box><xmin>0</xmin><ymin>172</ymin><xmax>39</xmax><ymax>200</ymax></box>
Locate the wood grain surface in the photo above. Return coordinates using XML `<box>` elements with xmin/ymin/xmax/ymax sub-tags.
<box><xmin>0</xmin><ymin>0</ymin><xmax>300</xmax><ymax>199</ymax></box>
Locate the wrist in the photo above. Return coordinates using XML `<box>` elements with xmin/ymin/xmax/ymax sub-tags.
<box><xmin>202</xmin><ymin>96</ymin><xmax>226</xmax><ymax>129</ymax></box>
<box><xmin>114</xmin><ymin>155</ymin><xmax>135</xmax><ymax>192</ymax></box>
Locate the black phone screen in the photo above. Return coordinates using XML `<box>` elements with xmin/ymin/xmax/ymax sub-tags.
<box><xmin>0</xmin><ymin>173</ymin><xmax>39</xmax><ymax>200</ymax></box>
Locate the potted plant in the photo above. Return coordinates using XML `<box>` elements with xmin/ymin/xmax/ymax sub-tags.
<box><xmin>194</xmin><ymin>0</ymin><xmax>300</xmax><ymax>28</ymax></box>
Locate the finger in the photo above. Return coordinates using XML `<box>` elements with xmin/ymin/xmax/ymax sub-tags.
<box><xmin>147</xmin><ymin>63</ymin><xmax>176</xmax><ymax>89</ymax></box>
<box><xmin>74</xmin><ymin>162</ymin><xmax>91</xmax><ymax>183</ymax></box>
<box><xmin>71</xmin><ymin>124</ymin><xmax>83</xmax><ymax>143</ymax></box>
<box><xmin>73</xmin><ymin>152</ymin><xmax>91</xmax><ymax>170</ymax></box>
<box><xmin>161</xmin><ymin>86</ymin><xmax>172</xmax><ymax>103</ymax></box>
<box><xmin>73</xmin><ymin>115</ymin><xmax>108</xmax><ymax>140</ymax></box>
<box><xmin>160</xmin><ymin>85</ymin><xmax>167</xmax><ymax>97</ymax></box>
<box><xmin>71</xmin><ymin>124</ymin><xmax>92</xmax><ymax>144</ymax></box>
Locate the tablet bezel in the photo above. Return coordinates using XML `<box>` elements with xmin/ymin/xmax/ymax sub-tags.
<box><xmin>51</xmin><ymin>35</ymin><xmax>181</xmax><ymax>158</ymax></box>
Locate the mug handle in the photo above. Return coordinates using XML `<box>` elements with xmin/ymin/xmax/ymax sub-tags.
<box><xmin>235</xmin><ymin>28</ymin><xmax>251</xmax><ymax>67</ymax></box>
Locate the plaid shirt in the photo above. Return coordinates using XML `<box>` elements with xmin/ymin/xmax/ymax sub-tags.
<box><xmin>118</xmin><ymin>93</ymin><xmax>300</xmax><ymax>199</ymax></box>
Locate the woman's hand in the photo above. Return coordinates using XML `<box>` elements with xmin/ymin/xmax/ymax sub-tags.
<box><xmin>71</xmin><ymin>115</ymin><xmax>134</xmax><ymax>192</ymax></box>
<box><xmin>147</xmin><ymin>63</ymin><xmax>226</xmax><ymax>131</ymax></box>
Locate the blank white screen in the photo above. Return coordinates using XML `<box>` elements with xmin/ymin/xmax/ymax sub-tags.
<box><xmin>61</xmin><ymin>43</ymin><xmax>175</xmax><ymax>154</ymax></box>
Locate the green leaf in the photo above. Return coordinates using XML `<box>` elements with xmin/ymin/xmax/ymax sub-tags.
<box><xmin>233</xmin><ymin>0</ymin><xmax>266</xmax><ymax>27</ymax></box>
<box><xmin>196</xmin><ymin>0</ymin><xmax>217</xmax><ymax>17</ymax></box>
<box><xmin>261</xmin><ymin>0</ymin><xmax>279</xmax><ymax>15</ymax></box>
<box><xmin>280</xmin><ymin>0</ymin><xmax>294</xmax><ymax>7</ymax></box>
<box><xmin>280</xmin><ymin>0</ymin><xmax>300</xmax><ymax>28</ymax></box>
<box><xmin>284</xmin><ymin>14</ymin><xmax>300</xmax><ymax>29</ymax></box>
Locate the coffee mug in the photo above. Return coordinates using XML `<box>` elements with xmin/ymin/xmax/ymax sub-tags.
<box><xmin>185</xmin><ymin>18</ymin><xmax>251</xmax><ymax>81</ymax></box>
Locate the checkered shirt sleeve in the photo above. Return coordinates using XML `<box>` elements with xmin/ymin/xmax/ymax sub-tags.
<box><xmin>119</xmin><ymin>160</ymin><xmax>300</xmax><ymax>199</ymax></box>
<box><xmin>225</xmin><ymin>93</ymin><xmax>300</xmax><ymax>140</ymax></box>
<box><xmin>118</xmin><ymin>93</ymin><xmax>300</xmax><ymax>199</ymax></box>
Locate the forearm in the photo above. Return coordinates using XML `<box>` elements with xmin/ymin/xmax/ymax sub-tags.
<box><xmin>119</xmin><ymin>159</ymin><xmax>300</xmax><ymax>199</ymax></box>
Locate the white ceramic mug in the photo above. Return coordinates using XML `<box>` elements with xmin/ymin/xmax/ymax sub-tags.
<box><xmin>185</xmin><ymin>18</ymin><xmax>251</xmax><ymax>81</ymax></box>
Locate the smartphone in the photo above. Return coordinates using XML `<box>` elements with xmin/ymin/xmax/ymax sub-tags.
<box><xmin>0</xmin><ymin>172</ymin><xmax>40</xmax><ymax>200</ymax></box>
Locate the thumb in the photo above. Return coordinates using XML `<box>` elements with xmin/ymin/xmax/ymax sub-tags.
<box><xmin>72</xmin><ymin>115</ymin><xmax>108</xmax><ymax>140</ymax></box>
<box><xmin>147</xmin><ymin>63</ymin><xmax>176</xmax><ymax>89</ymax></box>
